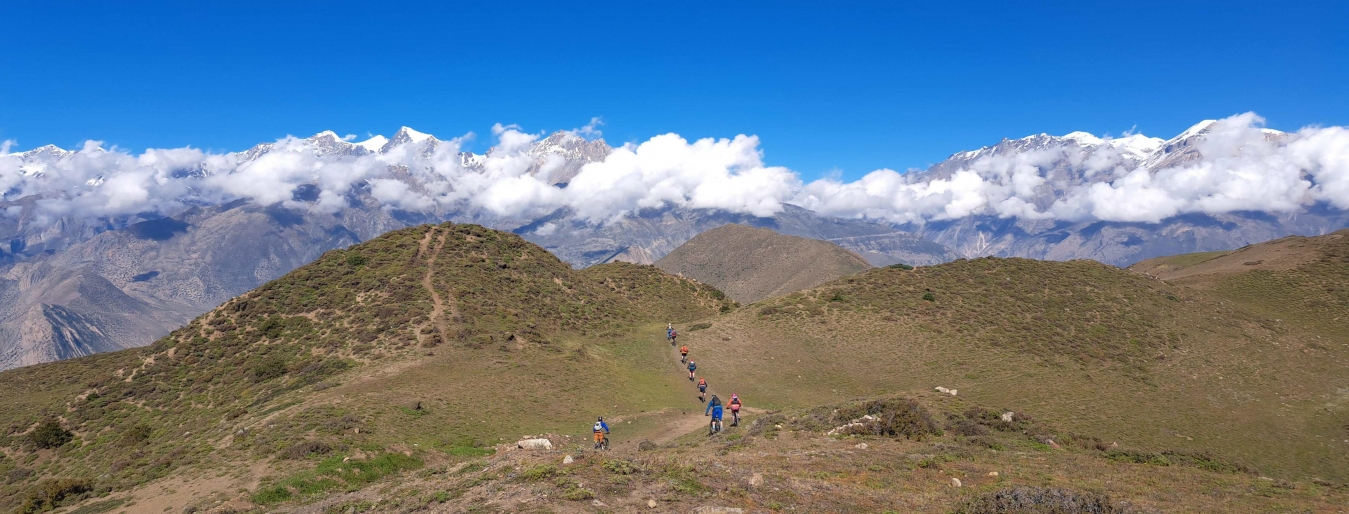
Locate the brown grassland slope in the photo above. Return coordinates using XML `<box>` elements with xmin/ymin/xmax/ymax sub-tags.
<box><xmin>2</xmin><ymin>225</ymin><xmax>1347</xmax><ymax>513</ymax></box>
<box><xmin>0</xmin><ymin>223</ymin><xmax>734</xmax><ymax>513</ymax></box>
<box><xmin>1131</xmin><ymin>228</ymin><xmax>1349</xmax><ymax>340</ymax></box>
<box><xmin>656</xmin><ymin>224</ymin><xmax>872</xmax><ymax>304</ymax></box>
<box><xmin>677</xmin><ymin>256</ymin><xmax>1349</xmax><ymax>484</ymax></box>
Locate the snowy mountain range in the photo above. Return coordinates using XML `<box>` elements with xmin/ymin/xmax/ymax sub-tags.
<box><xmin>1</xmin><ymin>115</ymin><xmax>1345</xmax><ymax>369</ymax></box>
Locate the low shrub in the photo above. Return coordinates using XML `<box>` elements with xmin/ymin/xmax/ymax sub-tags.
<box><xmin>281</xmin><ymin>441</ymin><xmax>332</xmax><ymax>460</ymax></box>
<box><xmin>28</xmin><ymin>420</ymin><xmax>73</xmax><ymax>449</ymax></box>
<box><xmin>521</xmin><ymin>464</ymin><xmax>558</xmax><ymax>481</ymax></box>
<box><xmin>887</xmin><ymin>263</ymin><xmax>914</xmax><ymax>270</ymax></box>
<box><xmin>831</xmin><ymin>397</ymin><xmax>943</xmax><ymax>440</ymax></box>
<box><xmin>955</xmin><ymin>486</ymin><xmax>1124</xmax><ymax>514</ymax></box>
<box><xmin>16</xmin><ymin>478</ymin><xmax>93</xmax><ymax>514</ymax></box>
<box><xmin>1105</xmin><ymin>449</ymin><xmax>1170</xmax><ymax>466</ymax></box>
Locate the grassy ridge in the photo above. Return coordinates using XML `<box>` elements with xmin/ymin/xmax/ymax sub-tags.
<box><xmin>680</xmin><ymin>256</ymin><xmax>1349</xmax><ymax>483</ymax></box>
<box><xmin>0</xmin><ymin>223</ymin><xmax>732</xmax><ymax>512</ymax></box>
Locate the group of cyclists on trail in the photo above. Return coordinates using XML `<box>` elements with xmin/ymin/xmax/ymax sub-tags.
<box><xmin>593</xmin><ymin>323</ymin><xmax>744</xmax><ymax>448</ymax></box>
<box><xmin>673</xmin><ymin>323</ymin><xmax>742</xmax><ymax>434</ymax></box>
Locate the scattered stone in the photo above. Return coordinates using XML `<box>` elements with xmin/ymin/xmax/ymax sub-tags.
<box><xmin>1109</xmin><ymin>442</ymin><xmax>1119</xmax><ymax>449</ymax></box>
<box><xmin>591</xmin><ymin>499</ymin><xmax>605</xmax><ymax>507</ymax></box>
<box><xmin>988</xmin><ymin>471</ymin><xmax>999</xmax><ymax>477</ymax></box>
<box><xmin>648</xmin><ymin>499</ymin><xmax>658</xmax><ymax>508</ymax></box>
<box><xmin>1000</xmin><ymin>412</ymin><xmax>1014</xmax><ymax>422</ymax></box>
<box><xmin>934</xmin><ymin>387</ymin><xmax>958</xmax><ymax>396</ymax></box>
<box><xmin>951</xmin><ymin>477</ymin><xmax>963</xmax><ymax>488</ymax></box>
<box><xmin>692</xmin><ymin>507</ymin><xmax>744</xmax><ymax>514</ymax></box>
<box><xmin>517</xmin><ymin>438</ymin><xmax>553</xmax><ymax>450</ymax></box>
<box><xmin>1045</xmin><ymin>439</ymin><xmax>1062</xmax><ymax>450</ymax></box>
<box><xmin>749</xmin><ymin>473</ymin><xmax>764</xmax><ymax>487</ymax></box>
<box><xmin>562</xmin><ymin>455</ymin><xmax>574</xmax><ymax>464</ymax></box>
<box><xmin>855</xmin><ymin>443</ymin><xmax>868</xmax><ymax>450</ymax></box>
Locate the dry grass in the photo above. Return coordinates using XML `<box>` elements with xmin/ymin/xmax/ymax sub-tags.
<box><xmin>655</xmin><ymin>224</ymin><xmax>871</xmax><ymax>304</ymax></box>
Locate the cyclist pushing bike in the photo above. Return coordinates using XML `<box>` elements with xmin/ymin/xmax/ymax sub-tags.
<box><xmin>705</xmin><ymin>394</ymin><xmax>724</xmax><ymax>435</ymax></box>
<box><xmin>728</xmin><ymin>394</ymin><xmax>743</xmax><ymax>425</ymax></box>
<box><xmin>592</xmin><ymin>417</ymin><xmax>610</xmax><ymax>450</ymax></box>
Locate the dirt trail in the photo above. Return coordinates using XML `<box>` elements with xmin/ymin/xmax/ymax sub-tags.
<box><xmin>420</xmin><ymin>227</ymin><xmax>452</xmax><ymax>345</ymax></box>
<box><xmin>639</xmin><ymin>325</ymin><xmax>766</xmax><ymax>444</ymax></box>
<box><xmin>645</xmin><ymin>406</ymin><xmax>766</xmax><ymax>444</ymax></box>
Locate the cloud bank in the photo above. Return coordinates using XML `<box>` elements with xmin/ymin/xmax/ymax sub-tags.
<box><xmin>2</xmin><ymin>113</ymin><xmax>1348</xmax><ymax>229</ymax></box>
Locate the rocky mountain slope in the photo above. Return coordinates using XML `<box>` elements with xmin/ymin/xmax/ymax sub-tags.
<box><xmin>654</xmin><ymin>224</ymin><xmax>872</xmax><ymax>303</ymax></box>
<box><xmin>894</xmin><ymin>121</ymin><xmax>1349</xmax><ymax>264</ymax></box>
<box><xmin>0</xmin><ymin>129</ymin><xmax>955</xmax><ymax>370</ymax></box>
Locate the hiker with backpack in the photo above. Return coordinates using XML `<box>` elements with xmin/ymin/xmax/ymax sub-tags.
<box><xmin>687</xmin><ymin>360</ymin><xmax>696</xmax><ymax>380</ymax></box>
<box><xmin>697</xmin><ymin>377</ymin><xmax>708</xmax><ymax>402</ymax></box>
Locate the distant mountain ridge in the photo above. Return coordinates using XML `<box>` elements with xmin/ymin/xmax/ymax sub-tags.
<box><xmin>655</xmin><ymin>224</ymin><xmax>872</xmax><ymax>304</ymax></box>
<box><xmin>2</xmin><ymin>117</ymin><xmax>1345</xmax><ymax>369</ymax></box>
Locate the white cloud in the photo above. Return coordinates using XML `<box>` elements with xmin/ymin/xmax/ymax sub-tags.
<box><xmin>2</xmin><ymin>113</ymin><xmax>1347</xmax><ymax>231</ymax></box>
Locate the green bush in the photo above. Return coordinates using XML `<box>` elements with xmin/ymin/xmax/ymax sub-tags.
<box><xmin>28</xmin><ymin>420</ymin><xmax>73</xmax><ymax>449</ymax></box>
<box><xmin>922</xmin><ymin>292</ymin><xmax>936</xmax><ymax>301</ymax></box>
<box><xmin>251</xmin><ymin>355</ymin><xmax>289</xmax><ymax>382</ymax></box>
<box><xmin>16</xmin><ymin>478</ymin><xmax>92</xmax><ymax>513</ymax></box>
<box><xmin>346</xmin><ymin>253</ymin><xmax>367</xmax><ymax>267</ymax></box>
<box><xmin>887</xmin><ymin>263</ymin><xmax>914</xmax><ymax>270</ymax></box>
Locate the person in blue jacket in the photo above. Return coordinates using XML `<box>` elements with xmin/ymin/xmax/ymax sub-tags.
<box><xmin>687</xmin><ymin>360</ymin><xmax>697</xmax><ymax>380</ymax></box>
<box><xmin>592</xmin><ymin>416</ymin><xmax>610</xmax><ymax>449</ymax></box>
<box><xmin>705</xmin><ymin>394</ymin><xmax>723</xmax><ymax>434</ymax></box>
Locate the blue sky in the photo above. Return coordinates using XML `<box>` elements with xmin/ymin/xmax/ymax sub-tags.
<box><xmin>2</xmin><ymin>1</ymin><xmax>1345</xmax><ymax>181</ymax></box>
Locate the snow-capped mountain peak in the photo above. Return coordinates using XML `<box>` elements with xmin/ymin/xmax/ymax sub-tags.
<box><xmin>396</xmin><ymin>126</ymin><xmax>433</xmax><ymax>143</ymax></box>
<box><xmin>1174</xmin><ymin>120</ymin><xmax>1218</xmax><ymax>142</ymax></box>
<box><xmin>1061</xmin><ymin>131</ymin><xmax>1103</xmax><ymax>145</ymax></box>
<box><xmin>357</xmin><ymin>135</ymin><xmax>389</xmax><ymax>152</ymax></box>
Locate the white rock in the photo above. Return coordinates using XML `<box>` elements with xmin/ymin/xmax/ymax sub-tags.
<box><xmin>1001</xmin><ymin>412</ymin><xmax>1014</xmax><ymax>422</ymax></box>
<box><xmin>749</xmin><ymin>473</ymin><xmax>764</xmax><ymax>487</ymax></box>
<box><xmin>562</xmin><ymin>455</ymin><xmax>573</xmax><ymax>464</ymax></box>
<box><xmin>692</xmin><ymin>508</ymin><xmax>744</xmax><ymax>514</ymax></box>
<box><xmin>516</xmin><ymin>438</ymin><xmax>553</xmax><ymax>450</ymax></box>
<box><xmin>648</xmin><ymin>499</ymin><xmax>658</xmax><ymax>508</ymax></box>
<box><xmin>988</xmin><ymin>471</ymin><xmax>999</xmax><ymax>477</ymax></box>
<box><xmin>855</xmin><ymin>443</ymin><xmax>868</xmax><ymax>450</ymax></box>
<box><xmin>951</xmin><ymin>477</ymin><xmax>962</xmax><ymax>487</ymax></box>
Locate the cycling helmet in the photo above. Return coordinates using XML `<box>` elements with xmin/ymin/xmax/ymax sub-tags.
<box><xmin>597</xmin><ymin>416</ymin><xmax>603</xmax><ymax>421</ymax></box>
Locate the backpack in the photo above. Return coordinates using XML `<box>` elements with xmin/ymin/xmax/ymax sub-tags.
<box><xmin>593</xmin><ymin>421</ymin><xmax>604</xmax><ymax>432</ymax></box>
